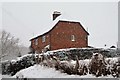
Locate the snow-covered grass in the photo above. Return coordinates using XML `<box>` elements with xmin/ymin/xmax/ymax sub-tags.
<box><xmin>12</xmin><ymin>65</ymin><xmax>114</xmax><ymax>78</ymax></box>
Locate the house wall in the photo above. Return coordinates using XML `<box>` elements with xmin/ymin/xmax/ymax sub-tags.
<box><xmin>31</xmin><ymin>21</ymin><xmax>88</xmax><ymax>53</ymax></box>
<box><xmin>31</xmin><ymin>33</ymin><xmax>50</xmax><ymax>53</ymax></box>
<box><xmin>50</xmin><ymin>21</ymin><xmax>88</xmax><ymax>50</ymax></box>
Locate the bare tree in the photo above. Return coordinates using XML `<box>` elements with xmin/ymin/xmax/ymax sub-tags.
<box><xmin>0</xmin><ymin>30</ymin><xmax>19</xmax><ymax>60</ymax></box>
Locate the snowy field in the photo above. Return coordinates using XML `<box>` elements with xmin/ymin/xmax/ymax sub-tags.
<box><xmin>12</xmin><ymin>65</ymin><xmax>114</xmax><ymax>78</ymax></box>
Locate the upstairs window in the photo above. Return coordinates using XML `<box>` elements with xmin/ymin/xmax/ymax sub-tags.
<box><xmin>42</xmin><ymin>36</ymin><xmax>46</xmax><ymax>42</ymax></box>
<box><xmin>71</xmin><ymin>35</ymin><xmax>75</xmax><ymax>41</ymax></box>
<box><xmin>35</xmin><ymin>39</ymin><xmax>38</xmax><ymax>45</ymax></box>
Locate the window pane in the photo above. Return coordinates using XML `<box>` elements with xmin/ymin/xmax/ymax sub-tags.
<box><xmin>71</xmin><ymin>35</ymin><xmax>75</xmax><ymax>41</ymax></box>
<box><xmin>42</xmin><ymin>36</ymin><xmax>46</xmax><ymax>42</ymax></box>
<box><xmin>35</xmin><ymin>39</ymin><xmax>38</xmax><ymax>45</ymax></box>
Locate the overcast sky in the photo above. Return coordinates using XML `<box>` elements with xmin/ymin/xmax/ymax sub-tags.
<box><xmin>0</xmin><ymin>2</ymin><xmax>118</xmax><ymax>48</ymax></box>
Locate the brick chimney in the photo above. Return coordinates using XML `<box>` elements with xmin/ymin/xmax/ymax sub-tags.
<box><xmin>53</xmin><ymin>11</ymin><xmax>61</xmax><ymax>20</ymax></box>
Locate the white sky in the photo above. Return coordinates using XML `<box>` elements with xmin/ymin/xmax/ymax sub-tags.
<box><xmin>0</xmin><ymin>1</ymin><xmax>119</xmax><ymax>48</ymax></box>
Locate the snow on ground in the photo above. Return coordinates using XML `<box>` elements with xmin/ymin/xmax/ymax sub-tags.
<box><xmin>12</xmin><ymin>65</ymin><xmax>114</xmax><ymax>78</ymax></box>
<box><xmin>0</xmin><ymin>74</ymin><xmax>2</xmax><ymax>80</ymax></box>
<box><xmin>0</xmin><ymin>74</ymin><xmax>11</xmax><ymax>80</ymax></box>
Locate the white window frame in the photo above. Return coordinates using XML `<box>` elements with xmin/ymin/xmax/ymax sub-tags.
<box><xmin>42</xmin><ymin>36</ymin><xmax>46</xmax><ymax>42</ymax></box>
<box><xmin>71</xmin><ymin>35</ymin><xmax>75</xmax><ymax>41</ymax></box>
<box><xmin>35</xmin><ymin>39</ymin><xmax>38</xmax><ymax>45</ymax></box>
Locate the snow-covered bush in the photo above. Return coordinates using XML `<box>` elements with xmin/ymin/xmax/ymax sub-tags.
<box><xmin>109</xmin><ymin>57</ymin><xmax>120</xmax><ymax>77</ymax></box>
<box><xmin>89</xmin><ymin>53</ymin><xmax>107</xmax><ymax>77</ymax></box>
<box><xmin>1</xmin><ymin>48</ymin><xmax>120</xmax><ymax>78</ymax></box>
<box><xmin>39</xmin><ymin>51</ymin><xmax>120</xmax><ymax>77</ymax></box>
<box><xmin>2</xmin><ymin>54</ymin><xmax>36</xmax><ymax>76</ymax></box>
<box><xmin>52</xmin><ymin>48</ymin><xmax>116</xmax><ymax>60</ymax></box>
<box><xmin>2</xmin><ymin>60</ymin><xmax>11</xmax><ymax>74</ymax></box>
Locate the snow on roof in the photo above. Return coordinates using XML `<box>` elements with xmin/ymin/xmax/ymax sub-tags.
<box><xmin>30</xmin><ymin>12</ymin><xmax>85</xmax><ymax>40</ymax></box>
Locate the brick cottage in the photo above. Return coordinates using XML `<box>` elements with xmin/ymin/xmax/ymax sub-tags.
<box><xmin>30</xmin><ymin>11</ymin><xmax>89</xmax><ymax>53</ymax></box>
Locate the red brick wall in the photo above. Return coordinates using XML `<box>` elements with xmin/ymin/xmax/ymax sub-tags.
<box><xmin>31</xmin><ymin>21</ymin><xmax>88</xmax><ymax>52</ymax></box>
<box><xmin>50</xmin><ymin>21</ymin><xmax>88</xmax><ymax>50</ymax></box>
<box><xmin>31</xmin><ymin>34</ymin><xmax>50</xmax><ymax>52</ymax></box>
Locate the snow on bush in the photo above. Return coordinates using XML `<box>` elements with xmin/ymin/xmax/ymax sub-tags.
<box><xmin>37</xmin><ymin>52</ymin><xmax>119</xmax><ymax>77</ymax></box>
<box><xmin>1</xmin><ymin>48</ymin><xmax>120</xmax><ymax>78</ymax></box>
<box><xmin>89</xmin><ymin>53</ymin><xmax>107</xmax><ymax>77</ymax></box>
<box><xmin>2</xmin><ymin>54</ymin><xmax>36</xmax><ymax>76</ymax></box>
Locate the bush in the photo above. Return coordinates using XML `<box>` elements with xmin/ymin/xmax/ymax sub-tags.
<box><xmin>2</xmin><ymin>48</ymin><xmax>119</xmax><ymax>77</ymax></box>
<box><xmin>2</xmin><ymin>54</ymin><xmax>36</xmax><ymax>76</ymax></box>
